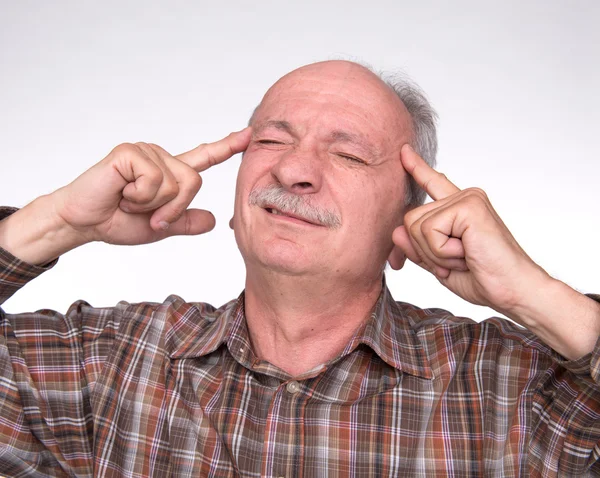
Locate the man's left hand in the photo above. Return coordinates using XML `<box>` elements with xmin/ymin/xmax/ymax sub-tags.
<box><xmin>390</xmin><ymin>144</ymin><xmax>551</xmax><ymax>319</ymax></box>
<box><xmin>390</xmin><ymin>144</ymin><xmax>600</xmax><ymax>359</ymax></box>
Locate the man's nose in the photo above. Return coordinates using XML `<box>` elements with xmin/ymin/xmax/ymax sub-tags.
<box><xmin>270</xmin><ymin>148</ymin><xmax>323</xmax><ymax>194</ymax></box>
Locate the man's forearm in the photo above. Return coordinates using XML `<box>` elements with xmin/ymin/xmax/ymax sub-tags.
<box><xmin>505</xmin><ymin>277</ymin><xmax>600</xmax><ymax>361</ymax></box>
<box><xmin>0</xmin><ymin>195</ymin><xmax>88</xmax><ymax>265</ymax></box>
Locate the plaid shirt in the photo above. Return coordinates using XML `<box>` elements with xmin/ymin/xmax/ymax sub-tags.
<box><xmin>1</xmin><ymin>246</ymin><xmax>600</xmax><ymax>476</ymax></box>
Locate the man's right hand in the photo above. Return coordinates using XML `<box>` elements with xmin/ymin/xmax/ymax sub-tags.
<box><xmin>0</xmin><ymin>128</ymin><xmax>252</xmax><ymax>265</ymax></box>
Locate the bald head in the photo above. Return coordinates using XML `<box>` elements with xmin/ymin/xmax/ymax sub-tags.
<box><xmin>254</xmin><ymin>60</ymin><xmax>412</xmax><ymax>142</ymax></box>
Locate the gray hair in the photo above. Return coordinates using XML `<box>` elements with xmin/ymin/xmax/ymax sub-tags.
<box><xmin>376</xmin><ymin>70</ymin><xmax>438</xmax><ymax>208</ymax></box>
<box><xmin>250</xmin><ymin>62</ymin><xmax>438</xmax><ymax>209</ymax></box>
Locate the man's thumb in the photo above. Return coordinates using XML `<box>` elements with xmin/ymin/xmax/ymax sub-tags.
<box><xmin>162</xmin><ymin>209</ymin><xmax>216</xmax><ymax>237</ymax></box>
<box><xmin>391</xmin><ymin>225</ymin><xmax>421</xmax><ymax>266</ymax></box>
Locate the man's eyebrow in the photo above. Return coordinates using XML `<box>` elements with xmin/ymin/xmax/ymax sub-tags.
<box><xmin>329</xmin><ymin>130</ymin><xmax>381</xmax><ymax>158</ymax></box>
<box><xmin>253</xmin><ymin>120</ymin><xmax>295</xmax><ymax>135</ymax></box>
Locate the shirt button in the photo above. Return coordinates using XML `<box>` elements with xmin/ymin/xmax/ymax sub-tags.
<box><xmin>286</xmin><ymin>380</ymin><xmax>301</xmax><ymax>394</ymax></box>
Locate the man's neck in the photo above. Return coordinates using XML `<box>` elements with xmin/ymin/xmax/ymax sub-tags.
<box><xmin>244</xmin><ymin>269</ymin><xmax>383</xmax><ymax>377</ymax></box>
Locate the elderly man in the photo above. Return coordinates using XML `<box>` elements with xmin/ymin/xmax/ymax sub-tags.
<box><xmin>0</xmin><ymin>60</ymin><xmax>599</xmax><ymax>477</ymax></box>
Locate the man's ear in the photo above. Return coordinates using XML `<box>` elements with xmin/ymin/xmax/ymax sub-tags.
<box><xmin>387</xmin><ymin>201</ymin><xmax>415</xmax><ymax>270</ymax></box>
<box><xmin>387</xmin><ymin>245</ymin><xmax>407</xmax><ymax>270</ymax></box>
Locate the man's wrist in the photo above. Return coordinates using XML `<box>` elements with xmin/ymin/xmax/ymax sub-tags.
<box><xmin>505</xmin><ymin>276</ymin><xmax>600</xmax><ymax>360</ymax></box>
<box><xmin>0</xmin><ymin>194</ymin><xmax>89</xmax><ymax>266</ymax></box>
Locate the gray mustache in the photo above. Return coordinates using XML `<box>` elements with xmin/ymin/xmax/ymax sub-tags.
<box><xmin>248</xmin><ymin>185</ymin><xmax>342</xmax><ymax>229</ymax></box>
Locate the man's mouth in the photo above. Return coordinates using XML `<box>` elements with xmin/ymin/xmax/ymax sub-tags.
<box><xmin>264</xmin><ymin>207</ymin><xmax>320</xmax><ymax>226</ymax></box>
<box><xmin>266</xmin><ymin>207</ymin><xmax>284</xmax><ymax>216</ymax></box>
<box><xmin>248</xmin><ymin>185</ymin><xmax>341</xmax><ymax>229</ymax></box>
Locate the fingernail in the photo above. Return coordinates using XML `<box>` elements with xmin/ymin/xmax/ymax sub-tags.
<box><xmin>159</xmin><ymin>221</ymin><xmax>170</xmax><ymax>230</ymax></box>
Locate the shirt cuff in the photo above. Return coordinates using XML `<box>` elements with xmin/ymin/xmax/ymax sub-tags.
<box><xmin>554</xmin><ymin>294</ymin><xmax>600</xmax><ymax>384</ymax></box>
<box><xmin>587</xmin><ymin>294</ymin><xmax>600</xmax><ymax>384</ymax></box>
<box><xmin>0</xmin><ymin>207</ymin><xmax>58</xmax><ymax>305</ymax></box>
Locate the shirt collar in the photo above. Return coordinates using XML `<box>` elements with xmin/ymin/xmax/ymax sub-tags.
<box><xmin>167</xmin><ymin>294</ymin><xmax>242</xmax><ymax>360</ymax></box>
<box><xmin>343</xmin><ymin>282</ymin><xmax>433</xmax><ymax>379</ymax></box>
<box><xmin>168</xmin><ymin>282</ymin><xmax>433</xmax><ymax>380</ymax></box>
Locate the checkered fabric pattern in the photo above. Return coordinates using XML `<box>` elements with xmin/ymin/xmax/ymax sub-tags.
<box><xmin>1</xmin><ymin>217</ymin><xmax>599</xmax><ymax>477</ymax></box>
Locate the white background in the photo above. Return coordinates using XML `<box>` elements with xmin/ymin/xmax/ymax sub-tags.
<box><xmin>1</xmin><ymin>0</ymin><xmax>598</xmax><ymax>322</ymax></box>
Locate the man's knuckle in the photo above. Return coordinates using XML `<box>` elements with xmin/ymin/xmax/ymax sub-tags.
<box><xmin>169</xmin><ymin>207</ymin><xmax>184</xmax><ymax>223</ymax></box>
<box><xmin>189</xmin><ymin>174</ymin><xmax>202</xmax><ymax>191</ymax></box>
<box><xmin>460</xmin><ymin>190</ymin><xmax>490</xmax><ymax>214</ymax></box>
<box><xmin>134</xmin><ymin>187</ymin><xmax>155</xmax><ymax>203</ymax></box>
<box><xmin>162</xmin><ymin>181</ymin><xmax>179</xmax><ymax>200</ymax></box>
<box><xmin>404</xmin><ymin>209</ymin><xmax>419</xmax><ymax>225</ymax></box>
<box><xmin>409</xmin><ymin>221</ymin><xmax>421</xmax><ymax>238</ymax></box>
<box><xmin>185</xmin><ymin>212</ymin><xmax>193</xmax><ymax>235</ymax></box>
<box><xmin>112</xmin><ymin>142</ymin><xmax>140</xmax><ymax>158</ymax></box>
<box><xmin>147</xmin><ymin>143</ymin><xmax>164</xmax><ymax>156</ymax></box>
<box><xmin>227</xmin><ymin>142</ymin><xmax>235</xmax><ymax>157</ymax></box>
<box><xmin>150</xmin><ymin>143</ymin><xmax>170</xmax><ymax>156</ymax></box>
<box><xmin>133</xmin><ymin>142</ymin><xmax>152</xmax><ymax>154</ymax></box>
<box><xmin>422</xmin><ymin>177</ymin><xmax>433</xmax><ymax>191</ymax></box>
<box><xmin>421</xmin><ymin>217</ymin><xmax>434</xmax><ymax>234</ymax></box>
<box><xmin>462</xmin><ymin>194</ymin><xmax>480</xmax><ymax>208</ymax></box>
<box><xmin>420</xmin><ymin>220</ymin><xmax>435</xmax><ymax>240</ymax></box>
<box><xmin>145</xmin><ymin>166</ymin><xmax>163</xmax><ymax>183</ymax></box>
<box><xmin>464</xmin><ymin>187</ymin><xmax>488</xmax><ymax>200</ymax></box>
<box><xmin>205</xmin><ymin>150</ymin><xmax>217</xmax><ymax>167</ymax></box>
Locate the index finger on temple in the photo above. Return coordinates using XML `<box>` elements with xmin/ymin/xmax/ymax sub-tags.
<box><xmin>400</xmin><ymin>143</ymin><xmax>460</xmax><ymax>201</ymax></box>
<box><xmin>176</xmin><ymin>127</ymin><xmax>252</xmax><ymax>172</ymax></box>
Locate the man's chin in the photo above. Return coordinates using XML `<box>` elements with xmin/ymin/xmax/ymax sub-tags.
<box><xmin>242</xmin><ymin>246</ymin><xmax>317</xmax><ymax>277</ymax></box>
<box><xmin>247</xmin><ymin>256</ymin><xmax>313</xmax><ymax>277</ymax></box>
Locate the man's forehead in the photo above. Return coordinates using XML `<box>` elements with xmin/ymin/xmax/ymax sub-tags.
<box><xmin>254</xmin><ymin>61</ymin><xmax>412</xmax><ymax>143</ymax></box>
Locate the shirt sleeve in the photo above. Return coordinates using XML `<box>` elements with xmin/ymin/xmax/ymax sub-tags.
<box><xmin>0</xmin><ymin>211</ymin><xmax>124</xmax><ymax>477</ymax></box>
<box><xmin>526</xmin><ymin>295</ymin><xmax>600</xmax><ymax>476</ymax></box>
